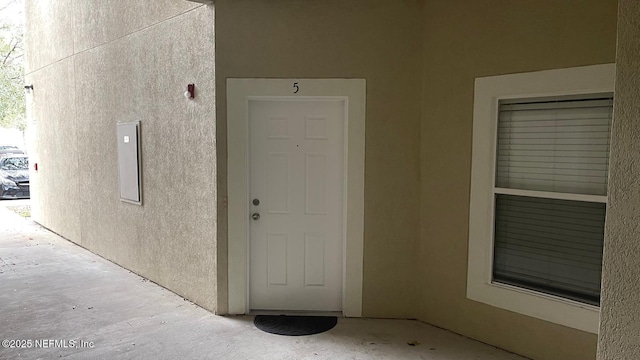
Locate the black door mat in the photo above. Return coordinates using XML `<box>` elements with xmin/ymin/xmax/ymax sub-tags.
<box><xmin>253</xmin><ymin>315</ymin><xmax>338</xmax><ymax>336</ymax></box>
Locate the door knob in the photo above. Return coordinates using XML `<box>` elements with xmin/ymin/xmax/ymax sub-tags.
<box><xmin>252</xmin><ymin>213</ymin><xmax>260</xmax><ymax>221</ymax></box>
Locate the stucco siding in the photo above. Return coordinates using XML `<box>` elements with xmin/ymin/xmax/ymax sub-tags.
<box><xmin>25</xmin><ymin>2</ymin><xmax>217</xmax><ymax>311</ymax></box>
<box><xmin>26</xmin><ymin>58</ymin><xmax>80</xmax><ymax>242</ymax></box>
<box><xmin>215</xmin><ymin>0</ymin><xmax>424</xmax><ymax>318</ymax></box>
<box><xmin>419</xmin><ymin>1</ymin><xmax>618</xmax><ymax>359</ymax></box>
<box><xmin>597</xmin><ymin>0</ymin><xmax>640</xmax><ymax>358</ymax></box>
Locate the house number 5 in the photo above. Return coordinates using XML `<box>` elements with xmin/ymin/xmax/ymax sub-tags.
<box><xmin>293</xmin><ymin>82</ymin><xmax>299</xmax><ymax>94</ymax></box>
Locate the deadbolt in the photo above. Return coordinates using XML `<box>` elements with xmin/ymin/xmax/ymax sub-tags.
<box><xmin>252</xmin><ymin>198</ymin><xmax>260</xmax><ymax>206</ymax></box>
<box><xmin>252</xmin><ymin>213</ymin><xmax>260</xmax><ymax>221</ymax></box>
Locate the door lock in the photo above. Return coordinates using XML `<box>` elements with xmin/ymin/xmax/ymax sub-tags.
<box><xmin>252</xmin><ymin>213</ymin><xmax>260</xmax><ymax>221</ymax></box>
<box><xmin>252</xmin><ymin>198</ymin><xmax>260</xmax><ymax>206</ymax></box>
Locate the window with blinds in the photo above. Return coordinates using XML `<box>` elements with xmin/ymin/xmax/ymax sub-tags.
<box><xmin>492</xmin><ymin>94</ymin><xmax>613</xmax><ymax>306</ymax></box>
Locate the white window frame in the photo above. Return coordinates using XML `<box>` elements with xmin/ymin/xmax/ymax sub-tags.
<box><xmin>468</xmin><ymin>63</ymin><xmax>615</xmax><ymax>334</ymax></box>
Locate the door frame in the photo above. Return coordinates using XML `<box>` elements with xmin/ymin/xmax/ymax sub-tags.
<box><xmin>227</xmin><ymin>79</ymin><xmax>366</xmax><ymax>316</ymax></box>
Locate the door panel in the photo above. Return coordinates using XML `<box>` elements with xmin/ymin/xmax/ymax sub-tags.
<box><xmin>249</xmin><ymin>99</ymin><xmax>344</xmax><ymax>311</ymax></box>
<box><xmin>266</xmin><ymin>153</ymin><xmax>289</xmax><ymax>214</ymax></box>
<box><xmin>305</xmin><ymin>154</ymin><xmax>327</xmax><ymax>214</ymax></box>
<box><xmin>267</xmin><ymin>234</ymin><xmax>288</xmax><ymax>285</ymax></box>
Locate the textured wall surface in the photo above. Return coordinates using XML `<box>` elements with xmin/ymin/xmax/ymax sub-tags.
<box><xmin>215</xmin><ymin>0</ymin><xmax>423</xmax><ymax>318</ymax></box>
<box><xmin>597</xmin><ymin>0</ymin><xmax>640</xmax><ymax>358</ymax></box>
<box><xmin>24</xmin><ymin>0</ymin><xmax>74</xmax><ymax>73</ymax></box>
<box><xmin>72</xmin><ymin>0</ymin><xmax>197</xmax><ymax>52</ymax></box>
<box><xmin>26</xmin><ymin>58</ymin><xmax>80</xmax><ymax>242</ymax></box>
<box><xmin>419</xmin><ymin>1</ymin><xmax>618</xmax><ymax>359</ymax></box>
<box><xmin>25</xmin><ymin>2</ymin><xmax>217</xmax><ymax>311</ymax></box>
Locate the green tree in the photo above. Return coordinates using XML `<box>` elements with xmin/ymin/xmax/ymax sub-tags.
<box><xmin>0</xmin><ymin>0</ymin><xmax>25</xmax><ymax>131</ymax></box>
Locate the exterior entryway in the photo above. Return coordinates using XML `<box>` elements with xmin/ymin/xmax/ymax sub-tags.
<box><xmin>248</xmin><ymin>99</ymin><xmax>345</xmax><ymax>311</ymax></box>
<box><xmin>227</xmin><ymin>79</ymin><xmax>365</xmax><ymax>316</ymax></box>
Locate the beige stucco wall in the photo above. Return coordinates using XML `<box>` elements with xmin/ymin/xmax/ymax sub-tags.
<box><xmin>419</xmin><ymin>1</ymin><xmax>618</xmax><ymax>359</ymax></box>
<box><xmin>215</xmin><ymin>0</ymin><xmax>424</xmax><ymax>318</ymax></box>
<box><xmin>25</xmin><ymin>1</ymin><xmax>218</xmax><ymax>311</ymax></box>
<box><xmin>597</xmin><ymin>0</ymin><xmax>640</xmax><ymax>358</ymax></box>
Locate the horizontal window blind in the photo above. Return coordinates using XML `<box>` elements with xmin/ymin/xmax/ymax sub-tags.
<box><xmin>493</xmin><ymin>194</ymin><xmax>605</xmax><ymax>305</ymax></box>
<box><xmin>496</xmin><ymin>97</ymin><xmax>613</xmax><ymax>196</ymax></box>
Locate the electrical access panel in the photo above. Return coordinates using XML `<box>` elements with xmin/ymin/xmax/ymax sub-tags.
<box><xmin>117</xmin><ymin>121</ymin><xmax>142</xmax><ymax>205</ymax></box>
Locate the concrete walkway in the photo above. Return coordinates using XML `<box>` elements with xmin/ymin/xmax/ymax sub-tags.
<box><xmin>0</xmin><ymin>206</ymin><xmax>526</xmax><ymax>360</ymax></box>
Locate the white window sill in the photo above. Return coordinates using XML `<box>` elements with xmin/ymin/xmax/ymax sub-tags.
<box><xmin>467</xmin><ymin>278</ymin><xmax>600</xmax><ymax>333</ymax></box>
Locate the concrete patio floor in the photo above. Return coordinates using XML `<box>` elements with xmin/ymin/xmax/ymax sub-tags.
<box><xmin>0</xmin><ymin>206</ymin><xmax>527</xmax><ymax>360</ymax></box>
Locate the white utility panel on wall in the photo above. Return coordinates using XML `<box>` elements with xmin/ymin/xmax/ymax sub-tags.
<box><xmin>117</xmin><ymin>121</ymin><xmax>142</xmax><ymax>205</ymax></box>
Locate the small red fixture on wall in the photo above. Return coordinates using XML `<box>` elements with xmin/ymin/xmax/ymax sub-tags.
<box><xmin>185</xmin><ymin>83</ymin><xmax>195</xmax><ymax>99</ymax></box>
<box><xmin>34</xmin><ymin>163</ymin><xmax>38</xmax><ymax>172</ymax></box>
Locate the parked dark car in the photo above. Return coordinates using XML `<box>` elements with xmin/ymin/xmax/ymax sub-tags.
<box><xmin>0</xmin><ymin>155</ymin><xmax>30</xmax><ymax>199</ymax></box>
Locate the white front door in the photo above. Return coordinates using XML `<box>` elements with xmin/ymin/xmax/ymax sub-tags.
<box><xmin>249</xmin><ymin>98</ymin><xmax>345</xmax><ymax>311</ymax></box>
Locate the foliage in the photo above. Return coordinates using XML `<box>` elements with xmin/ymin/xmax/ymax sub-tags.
<box><xmin>0</xmin><ymin>0</ymin><xmax>25</xmax><ymax>131</ymax></box>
